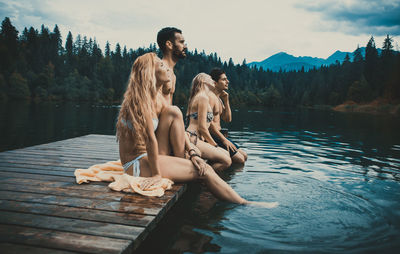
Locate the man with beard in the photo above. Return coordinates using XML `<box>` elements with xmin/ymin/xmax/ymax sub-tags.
<box><xmin>155</xmin><ymin>27</ymin><xmax>198</xmax><ymax>159</ymax></box>
<box><xmin>209</xmin><ymin>67</ymin><xmax>247</xmax><ymax>164</ymax></box>
<box><xmin>156</xmin><ymin>27</ymin><xmax>187</xmax><ymax>104</ymax></box>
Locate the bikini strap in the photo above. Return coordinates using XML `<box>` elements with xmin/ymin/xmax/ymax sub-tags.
<box><xmin>122</xmin><ymin>153</ymin><xmax>147</xmax><ymax>171</ymax></box>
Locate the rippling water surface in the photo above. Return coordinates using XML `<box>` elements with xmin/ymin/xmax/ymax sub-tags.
<box><xmin>140</xmin><ymin>108</ymin><xmax>400</xmax><ymax>253</ymax></box>
<box><xmin>1</xmin><ymin>102</ymin><xmax>399</xmax><ymax>253</ymax></box>
<box><xmin>213</xmin><ymin>130</ymin><xmax>400</xmax><ymax>253</ymax></box>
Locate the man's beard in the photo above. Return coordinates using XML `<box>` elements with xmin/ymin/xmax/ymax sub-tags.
<box><xmin>172</xmin><ymin>46</ymin><xmax>186</xmax><ymax>59</ymax></box>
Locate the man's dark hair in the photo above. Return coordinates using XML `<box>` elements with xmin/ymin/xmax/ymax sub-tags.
<box><xmin>210</xmin><ymin>68</ymin><xmax>225</xmax><ymax>82</ymax></box>
<box><xmin>157</xmin><ymin>27</ymin><xmax>182</xmax><ymax>53</ymax></box>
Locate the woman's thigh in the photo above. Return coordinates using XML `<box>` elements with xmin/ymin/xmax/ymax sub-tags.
<box><xmin>195</xmin><ymin>140</ymin><xmax>229</xmax><ymax>161</ymax></box>
<box><xmin>139</xmin><ymin>155</ymin><xmax>200</xmax><ymax>182</ymax></box>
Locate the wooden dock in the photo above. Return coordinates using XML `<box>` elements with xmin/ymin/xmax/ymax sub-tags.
<box><xmin>0</xmin><ymin>134</ymin><xmax>187</xmax><ymax>253</ymax></box>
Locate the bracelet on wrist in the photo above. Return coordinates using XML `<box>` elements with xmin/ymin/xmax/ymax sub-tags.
<box><xmin>188</xmin><ymin>148</ymin><xmax>196</xmax><ymax>155</ymax></box>
<box><xmin>190</xmin><ymin>153</ymin><xmax>201</xmax><ymax>160</ymax></box>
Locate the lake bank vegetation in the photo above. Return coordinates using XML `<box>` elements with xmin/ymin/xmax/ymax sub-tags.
<box><xmin>1</xmin><ymin>17</ymin><xmax>399</xmax><ymax>115</ymax></box>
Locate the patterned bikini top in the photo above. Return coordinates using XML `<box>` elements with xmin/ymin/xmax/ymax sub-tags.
<box><xmin>188</xmin><ymin>112</ymin><xmax>214</xmax><ymax>123</ymax></box>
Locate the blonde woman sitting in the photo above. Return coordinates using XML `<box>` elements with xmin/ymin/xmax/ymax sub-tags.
<box><xmin>186</xmin><ymin>73</ymin><xmax>232</xmax><ymax>171</ymax></box>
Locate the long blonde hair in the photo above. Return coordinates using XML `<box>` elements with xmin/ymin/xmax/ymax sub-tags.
<box><xmin>116</xmin><ymin>52</ymin><xmax>157</xmax><ymax>145</ymax></box>
<box><xmin>186</xmin><ymin>73</ymin><xmax>213</xmax><ymax>115</ymax></box>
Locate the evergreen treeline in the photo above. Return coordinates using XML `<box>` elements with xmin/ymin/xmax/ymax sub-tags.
<box><xmin>1</xmin><ymin>17</ymin><xmax>399</xmax><ymax>107</ymax></box>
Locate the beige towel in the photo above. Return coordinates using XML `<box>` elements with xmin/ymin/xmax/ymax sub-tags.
<box><xmin>74</xmin><ymin>160</ymin><xmax>173</xmax><ymax>197</ymax></box>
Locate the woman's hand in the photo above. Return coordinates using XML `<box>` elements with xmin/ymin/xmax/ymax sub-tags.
<box><xmin>140</xmin><ymin>174</ymin><xmax>162</xmax><ymax>190</ymax></box>
<box><xmin>191</xmin><ymin>155</ymin><xmax>207</xmax><ymax>176</ymax></box>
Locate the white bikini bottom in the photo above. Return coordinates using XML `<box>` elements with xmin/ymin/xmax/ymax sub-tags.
<box><xmin>122</xmin><ymin>153</ymin><xmax>147</xmax><ymax>177</ymax></box>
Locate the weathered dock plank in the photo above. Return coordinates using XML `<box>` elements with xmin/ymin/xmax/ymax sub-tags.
<box><xmin>1</xmin><ymin>242</ymin><xmax>78</xmax><ymax>254</ymax></box>
<box><xmin>0</xmin><ymin>134</ymin><xmax>187</xmax><ymax>253</ymax></box>
<box><xmin>0</xmin><ymin>210</ymin><xmax>144</xmax><ymax>240</ymax></box>
<box><xmin>0</xmin><ymin>200</ymin><xmax>154</xmax><ymax>227</ymax></box>
<box><xmin>0</xmin><ymin>224</ymin><xmax>133</xmax><ymax>254</ymax></box>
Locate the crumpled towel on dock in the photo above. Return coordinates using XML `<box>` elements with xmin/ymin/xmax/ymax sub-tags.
<box><xmin>74</xmin><ymin>160</ymin><xmax>173</xmax><ymax>197</ymax></box>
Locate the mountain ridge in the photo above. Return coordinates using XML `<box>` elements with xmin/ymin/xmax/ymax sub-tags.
<box><xmin>248</xmin><ymin>48</ymin><xmax>374</xmax><ymax>72</ymax></box>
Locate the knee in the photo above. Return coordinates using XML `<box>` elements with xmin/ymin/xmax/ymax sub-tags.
<box><xmin>219</xmin><ymin>156</ymin><xmax>232</xmax><ymax>170</ymax></box>
<box><xmin>203</xmin><ymin>164</ymin><xmax>216</xmax><ymax>178</ymax></box>
<box><xmin>242</xmin><ymin>150</ymin><xmax>248</xmax><ymax>161</ymax></box>
<box><xmin>233</xmin><ymin>153</ymin><xmax>246</xmax><ymax>164</ymax></box>
<box><xmin>225</xmin><ymin>156</ymin><xmax>232</xmax><ymax>168</ymax></box>
<box><xmin>166</xmin><ymin>105</ymin><xmax>183</xmax><ymax>119</ymax></box>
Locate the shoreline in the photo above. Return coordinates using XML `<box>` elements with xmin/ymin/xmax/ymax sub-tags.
<box><xmin>331</xmin><ymin>100</ymin><xmax>400</xmax><ymax>116</ymax></box>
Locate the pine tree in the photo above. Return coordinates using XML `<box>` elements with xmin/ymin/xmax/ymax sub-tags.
<box><xmin>364</xmin><ymin>36</ymin><xmax>379</xmax><ymax>96</ymax></box>
<box><xmin>52</xmin><ymin>25</ymin><xmax>62</xmax><ymax>54</ymax></box>
<box><xmin>81</xmin><ymin>36</ymin><xmax>89</xmax><ymax>56</ymax></box>
<box><xmin>24</xmin><ymin>27</ymin><xmax>40</xmax><ymax>73</ymax></box>
<box><xmin>382</xmin><ymin>34</ymin><xmax>394</xmax><ymax>59</ymax></box>
<box><xmin>0</xmin><ymin>17</ymin><xmax>19</xmax><ymax>75</ymax></box>
<box><xmin>92</xmin><ymin>39</ymin><xmax>102</xmax><ymax>59</ymax></box>
<box><xmin>50</xmin><ymin>25</ymin><xmax>62</xmax><ymax>73</ymax></box>
<box><xmin>352</xmin><ymin>45</ymin><xmax>363</xmax><ymax>62</ymax></box>
<box><xmin>1</xmin><ymin>17</ymin><xmax>18</xmax><ymax>55</ymax></box>
<box><xmin>65</xmin><ymin>32</ymin><xmax>73</xmax><ymax>58</ymax></box>
<box><xmin>366</xmin><ymin>36</ymin><xmax>378</xmax><ymax>60</ymax></box>
<box><xmin>114</xmin><ymin>43</ymin><xmax>121</xmax><ymax>58</ymax></box>
<box><xmin>40</xmin><ymin>25</ymin><xmax>51</xmax><ymax>66</ymax></box>
<box><xmin>74</xmin><ymin>34</ymin><xmax>82</xmax><ymax>54</ymax></box>
<box><xmin>228</xmin><ymin>58</ymin><xmax>234</xmax><ymax>67</ymax></box>
<box><xmin>122</xmin><ymin>46</ymin><xmax>128</xmax><ymax>58</ymax></box>
<box><xmin>105</xmin><ymin>41</ymin><xmax>111</xmax><ymax>57</ymax></box>
<box><xmin>381</xmin><ymin>34</ymin><xmax>396</xmax><ymax>102</ymax></box>
<box><xmin>21</xmin><ymin>27</ymin><xmax>29</xmax><ymax>41</ymax></box>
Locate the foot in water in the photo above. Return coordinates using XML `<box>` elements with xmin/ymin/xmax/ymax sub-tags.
<box><xmin>245</xmin><ymin>201</ymin><xmax>279</xmax><ymax>208</ymax></box>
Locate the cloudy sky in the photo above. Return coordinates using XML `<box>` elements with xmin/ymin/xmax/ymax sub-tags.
<box><xmin>1</xmin><ymin>0</ymin><xmax>399</xmax><ymax>63</ymax></box>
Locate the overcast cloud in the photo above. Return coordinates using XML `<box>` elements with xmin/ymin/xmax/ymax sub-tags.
<box><xmin>1</xmin><ymin>0</ymin><xmax>398</xmax><ymax>63</ymax></box>
<box><xmin>297</xmin><ymin>0</ymin><xmax>400</xmax><ymax>35</ymax></box>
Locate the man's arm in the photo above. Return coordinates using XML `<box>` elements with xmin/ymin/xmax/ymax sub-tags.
<box><xmin>220</xmin><ymin>91</ymin><xmax>232</xmax><ymax>123</ymax></box>
<box><xmin>170</xmin><ymin>74</ymin><xmax>176</xmax><ymax>105</ymax></box>
<box><xmin>209</xmin><ymin>122</ymin><xmax>225</xmax><ymax>141</ymax></box>
<box><xmin>209</xmin><ymin>122</ymin><xmax>237</xmax><ymax>153</ymax></box>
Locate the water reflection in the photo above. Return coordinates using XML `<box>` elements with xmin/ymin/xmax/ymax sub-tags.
<box><xmin>0</xmin><ymin>101</ymin><xmax>119</xmax><ymax>151</ymax></box>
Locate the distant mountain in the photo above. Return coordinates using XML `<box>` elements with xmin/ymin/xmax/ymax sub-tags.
<box><xmin>248</xmin><ymin>47</ymin><xmax>382</xmax><ymax>72</ymax></box>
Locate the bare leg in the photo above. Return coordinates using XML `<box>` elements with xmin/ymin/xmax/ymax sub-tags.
<box><xmin>156</xmin><ymin>106</ymin><xmax>186</xmax><ymax>158</ymax></box>
<box><xmin>239</xmin><ymin>149</ymin><xmax>248</xmax><ymax>161</ymax></box>
<box><xmin>139</xmin><ymin>155</ymin><xmax>245</xmax><ymax>204</ymax></box>
<box><xmin>190</xmin><ymin>138</ymin><xmax>231</xmax><ymax>171</ymax></box>
<box><xmin>231</xmin><ymin>151</ymin><xmax>246</xmax><ymax>164</ymax></box>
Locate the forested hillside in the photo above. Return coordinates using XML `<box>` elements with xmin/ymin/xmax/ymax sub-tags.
<box><xmin>1</xmin><ymin>17</ymin><xmax>399</xmax><ymax>107</ymax></box>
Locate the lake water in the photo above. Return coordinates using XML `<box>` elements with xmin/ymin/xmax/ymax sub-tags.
<box><xmin>1</xmin><ymin>101</ymin><xmax>400</xmax><ymax>253</ymax></box>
